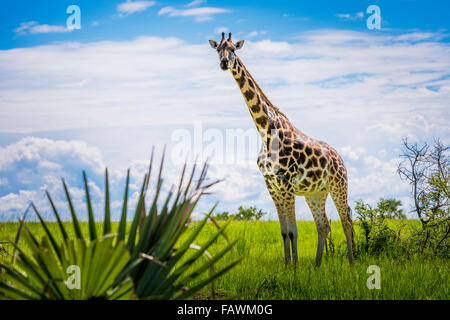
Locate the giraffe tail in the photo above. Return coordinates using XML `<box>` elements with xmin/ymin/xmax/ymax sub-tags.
<box><xmin>348</xmin><ymin>205</ymin><xmax>355</xmax><ymax>246</ymax></box>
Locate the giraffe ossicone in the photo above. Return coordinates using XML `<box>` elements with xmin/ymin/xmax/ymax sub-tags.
<box><xmin>209</xmin><ymin>33</ymin><xmax>354</xmax><ymax>266</ymax></box>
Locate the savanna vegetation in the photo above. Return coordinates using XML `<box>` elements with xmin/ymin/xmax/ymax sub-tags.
<box><xmin>1</xmin><ymin>219</ymin><xmax>449</xmax><ymax>299</ymax></box>
<box><xmin>0</xmin><ymin>152</ymin><xmax>240</xmax><ymax>300</ymax></box>
<box><xmin>0</xmin><ymin>139</ymin><xmax>448</xmax><ymax>300</ymax></box>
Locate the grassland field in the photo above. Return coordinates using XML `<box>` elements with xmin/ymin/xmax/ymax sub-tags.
<box><xmin>0</xmin><ymin>220</ymin><xmax>448</xmax><ymax>300</ymax></box>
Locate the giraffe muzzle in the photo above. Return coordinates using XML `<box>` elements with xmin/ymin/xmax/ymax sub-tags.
<box><xmin>220</xmin><ymin>60</ymin><xmax>229</xmax><ymax>70</ymax></box>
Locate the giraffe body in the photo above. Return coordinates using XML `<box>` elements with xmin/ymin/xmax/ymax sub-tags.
<box><xmin>209</xmin><ymin>33</ymin><xmax>354</xmax><ymax>265</ymax></box>
<box><xmin>255</xmin><ymin>110</ymin><xmax>353</xmax><ymax>265</ymax></box>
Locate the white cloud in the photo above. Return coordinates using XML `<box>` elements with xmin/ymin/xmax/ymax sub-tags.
<box><xmin>14</xmin><ymin>21</ymin><xmax>72</xmax><ymax>35</ymax></box>
<box><xmin>13</xmin><ymin>21</ymin><xmax>38</xmax><ymax>34</ymax></box>
<box><xmin>336</xmin><ymin>14</ymin><xmax>352</xmax><ymax>19</ymax></box>
<box><xmin>186</xmin><ymin>0</ymin><xmax>206</xmax><ymax>7</ymax></box>
<box><xmin>117</xmin><ymin>0</ymin><xmax>156</xmax><ymax>15</ymax></box>
<box><xmin>0</xmin><ymin>137</ymin><xmax>104</xmax><ymax>220</ymax></box>
<box><xmin>214</xmin><ymin>27</ymin><xmax>229</xmax><ymax>34</ymax></box>
<box><xmin>247</xmin><ymin>39</ymin><xmax>291</xmax><ymax>54</ymax></box>
<box><xmin>158</xmin><ymin>6</ymin><xmax>230</xmax><ymax>22</ymax></box>
<box><xmin>247</xmin><ymin>31</ymin><xmax>267</xmax><ymax>38</ymax></box>
<box><xmin>340</xmin><ymin>146</ymin><xmax>366</xmax><ymax>162</ymax></box>
<box><xmin>0</xmin><ymin>137</ymin><xmax>105</xmax><ymax>187</ymax></box>
<box><xmin>1</xmin><ymin>30</ymin><xmax>448</xmax><ymax>142</ymax></box>
<box><xmin>394</xmin><ymin>32</ymin><xmax>446</xmax><ymax>42</ymax></box>
<box><xmin>0</xmin><ymin>30</ymin><xmax>449</xmax><ymax>220</ymax></box>
<box><xmin>335</xmin><ymin>12</ymin><xmax>364</xmax><ymax>20</ymax></box>
<box><xmin>208</xmin><ymin>162</ymin><xmax>262</xmax><ymax>202</ymax></box>
<box><xmin>158</xmin><ymin>7</ymin><xmax>175</xmax><ymax>15</ymax></box>
<box><xmin>30</xmin><ymin>25</ymin><xmax>72</xmax><ymax>34</ymax></box>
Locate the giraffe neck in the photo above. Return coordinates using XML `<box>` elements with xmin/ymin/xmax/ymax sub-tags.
<box><xmin>229</xmin><ymin>56</ymin><xmax>274</xmax><ymax>136</ymax></box>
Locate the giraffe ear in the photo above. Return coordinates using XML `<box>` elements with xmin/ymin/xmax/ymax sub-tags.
<box><xmin>235</xmin><ymin>40</ymin><xmax>245</xmax><ymax>50</ymax></box>
<box><xmin>208</xmin><ymin>40</ymin><xmax>218</xmax><ymax>49</ymax></box>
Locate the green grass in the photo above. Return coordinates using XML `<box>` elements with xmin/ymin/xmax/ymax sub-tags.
<box><xmin>1</xmin><ymin>220</ymin><xmax>449</xmax><ymax>300</ymax></box>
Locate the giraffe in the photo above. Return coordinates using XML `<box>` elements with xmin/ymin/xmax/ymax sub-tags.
<box><xmin>209</xmin><ymin>33</ymin><xmax>354</xmax><ymax>266</ymax></box>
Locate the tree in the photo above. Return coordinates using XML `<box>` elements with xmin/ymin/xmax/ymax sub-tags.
<box><xmin>397</xmin><ymin>138</ymin><xmax>449</xmax><ymax>254</ymax></box>
<box><xmin>354</xmin><ymin>199</ymin><xmax>399</xmax><ymax>255</ymax></box>
<box><xmin>376</xmin><ymin>198</ymin><xmax>406</xmax><ymax>219</ymax></box>
<box><xmin>234</xmin><ymin>206</ymin><xmax>266</xmax><ymax>221</ymax></box>
<box><xmin>214</xmin><ymin>206</ymin><xmax>267</xmax><ymax>221</ymax></box>
<box><xmin>355</xmin><ymin>198</ymin><xmax>405</xmax><ymax>220</ymax></box>
<box><xmin>214</xmin><ymin>211</ymin><xmax>231</xmax><ymax>221</ymax></box>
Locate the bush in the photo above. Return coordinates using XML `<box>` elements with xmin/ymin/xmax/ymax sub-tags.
<box><xmin>375</xmin><ymin>198</ymin><xmax>406</xmax><ymax>219</ymax></box>
<box><xmin>214</xmin><ymin>211</ymin><xmax>231</xmax><ymax>221</ymax></box>
<box><xmin>353</xmin><ymin>139</ymin><xmax>449</xmax><ymax>258</ymax></box>
<box><xmin>214</xmin><ymin>206</ymin><xmax>267</xmax><ymax>221</ymax></box>
<box><xmin>354</xmin><ymin>200</ymin><xmax>402</xmax><ymax>256</ymax></box>
<box><xmin>234</xmin><ymin>206</ymin><xmax>266</xmax><ymax>221</ymax></box>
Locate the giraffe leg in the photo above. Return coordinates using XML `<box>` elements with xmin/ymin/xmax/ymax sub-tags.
<box><xmin>266</xmin><ymin>179</ymin><xmax>296</xmax><ymax>265</ymax></box>
<box><xmin>273</xmin><ymin>197</ymin><xmax>296</xmax><ymax>265</ymax></box>
<box><xmin>305</xmin><ymin>192</ymin><xmax>330</xmax><ymax>267</ymax></box>
<box><xmin>330</xmin><ymin>181</ymin><xmax>354</xmax><ymax>265</ymax></box>
<box><xmin>274</xmin><ymin>208</ymin><xmax>290</xmax><ymax>264</ymax></box>
<box><xmin>287</xmin><ymin>213</ymin><xmax>298</xmax><ymax>264</ymax></box>
<box><xmin>281</xmin><ymin>220</ymin><xmax>291</xmax><ymax>265</ymax></box>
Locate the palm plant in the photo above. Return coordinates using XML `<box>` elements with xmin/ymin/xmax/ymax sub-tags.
<box><xmin>0</xmin><ymin>150</ymin><xmax>240</xmax><ymax>300</ymax></box>
<box><xmin>0</xmin><ymin>232</ymin><xmax>134</xmax><ymax>300</ymax></box>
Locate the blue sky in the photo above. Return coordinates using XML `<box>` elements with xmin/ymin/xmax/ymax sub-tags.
<box><xmin>1</xmin><ymin>0</ymin><xmax>449</xmax><ymax>49</ymax></box>
<box><xmin>0</xmin><ymin>0</ymin><xmax>449</xmax><ymax>221</ymax></box>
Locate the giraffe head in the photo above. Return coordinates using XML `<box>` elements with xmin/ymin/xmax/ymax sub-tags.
<box><xmin>209</xmin><ymin>32</ymin><xmax>244</xmax><ymax>71</ymax></box>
